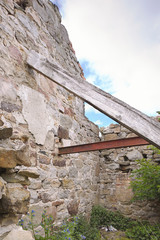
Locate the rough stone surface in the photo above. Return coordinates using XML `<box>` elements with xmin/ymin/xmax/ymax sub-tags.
<box><xmin>0</xmin><ymin>183</ymin><xmax>30</xmax><ymax>214</ymax></box>
<box><xmin>0</xmin><ymin>116</ymin><xmax>13</xmax><ymax>140</ymax></box>
<box><xmin>100</xmin><ymin>123</ymin><xmax>160</xmax><ymax>222</ymax></box>
<box><xmin>67</xmin><ymin>199</ymin><xmax>80</xmax><ymax>216</ymax></box>
<box><xmin>1</xmin><ymin>173</ymin><xmax>30</xmax><ymax>185</ymax></box>
<box><xmin>3</xmin><ymin>227</ymin><xmax>34</xmax><ymax>240</ymax></box>
<box><xmin>0</xmin><ymin>144</ymin><xmax>30</xmax><ymax>168</ymax></box>
<box><xmin>58</xmin><ymin>126</ymin><xmax>69</xmax><ymax>139</ymax></box>
<box><xmin>1</xmin><ymin>0</ymin><xmax>158</xmax><ymax>236</ymax></box>
<box><xmin>0</xmin><ymin>177</ymin><xmax>6</xmax><ymax>200</ymax></box>
<box><xmin>18</xmin><ymin>85</ymin><xmax>55</xmax><ymax>145</ymax></box>
<box><xmin>18</xmin><ymin>167</ymin><xmax>40</xmax><ymax>178</ymax></box>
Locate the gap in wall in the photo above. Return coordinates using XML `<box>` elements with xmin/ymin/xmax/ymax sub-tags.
<box><xmin>85</xmin><ymin>102</ymin><xmax>116</xmax><ymax>128</ymax></box>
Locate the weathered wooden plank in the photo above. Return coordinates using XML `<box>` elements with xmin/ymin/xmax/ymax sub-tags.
<box><xmin>27</xmin><ymin>51</ymin><xmax>160</xmax><ymax>148</ymax></box>
<box><xmin>59</xmin><ymin>137</ymin><xmax>149</xmax><ymax>155</ymax></box>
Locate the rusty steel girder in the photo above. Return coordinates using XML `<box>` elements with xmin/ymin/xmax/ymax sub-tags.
<box><xmin>58</xmin><ymin>137</ymin><xmax>149</xmax><ymax>155</ymax></box>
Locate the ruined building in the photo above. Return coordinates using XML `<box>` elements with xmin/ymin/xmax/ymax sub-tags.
<box><xmin>0</xmin><ymin>0</ymin><xmax>160</xmax><ymax>239</ymax></box>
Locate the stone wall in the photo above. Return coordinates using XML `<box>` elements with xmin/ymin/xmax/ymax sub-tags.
<box><xmin>1</xmin><ymin>0</ymin><xmax>160</xmax><ymax>238</ymax></box>
<box><xmin>0</xmin><ymin>0</ymin><xmax>100</xmax><ymax>238</ymax></box>
<box><xmin>100</xmin><ymin>123</ymin><xmax>160</xmax><ymax>223</ymax></box>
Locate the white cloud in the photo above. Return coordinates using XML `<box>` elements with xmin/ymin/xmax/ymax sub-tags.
<box><xmin>86</xmin><ymin>75</ymin><xmax>96</xmax><ymax>85</ymax></box>
<box><xmin>62</xmin><ymin>0</ymin><xmax>160</xmax><ymax>116</ymax></box>
<box><xmin>85</xmin><ymin>103</ymin><xmax>100</xmax><ymax>114</ymax></box>
<box><xmin>94</xmin><ymin>120</ymin><xmax>103</xmax><ymax>126</ymax></box>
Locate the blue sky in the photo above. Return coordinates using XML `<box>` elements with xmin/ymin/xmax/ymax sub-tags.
<box><xmin>50</xmin><ymin>0</ymin><xmax>160</xmax><ymax>127</ymax></box>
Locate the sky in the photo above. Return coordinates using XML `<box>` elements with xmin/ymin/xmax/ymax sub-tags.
<box><xmin>51</xmin><ymin>0</ymin><xmax>160</xmax><ymax>127</ymax></box>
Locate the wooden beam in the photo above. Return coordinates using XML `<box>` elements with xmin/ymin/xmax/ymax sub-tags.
<box><xmin>59</xmin><ymin>137</ymin><xmax>149</xmax><ymax>155</ymax></box>
<box><xmin>27</xmin><ymin>51</ymin><xmax>160</xmax><ymax>149</ymax></box>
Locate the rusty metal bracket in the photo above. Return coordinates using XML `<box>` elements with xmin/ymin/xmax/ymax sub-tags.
<box><xmin>58</xmin><ymin>137</ymin><xmax>149</xmax><ymax>155</ymax></box>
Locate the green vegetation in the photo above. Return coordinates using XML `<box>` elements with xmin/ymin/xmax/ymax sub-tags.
<box><xmin>90</xmin><ymin>205</ymin><xmax>135</xmax><ymax>231</ymax></box>
<box><xmin>125</xmin><ymin>223</ymin><xmax>160</xmax><ymax>240</ymax></box>
<box><xmin>130</xmin><ymin>158</ymin><xmax>160</xmax><ymax>201</ymax></box>
<box><xmin>130</xmin><ymin>146</ymin><xmax>160</xmax><ymax>201</ymax></box>
<box><xmin>18</xmin><ymin>205</ymin><xmax>160</xmax><ymax>240</ymax></box>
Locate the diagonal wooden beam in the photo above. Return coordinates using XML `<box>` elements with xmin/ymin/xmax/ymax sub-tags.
<box><xmin>27</xmin><ymin>51</ymin><xmax>160</xmax><ymax>149</ymax></box>
<box><xmin>58</xmin><ymin>137</ymin><xmax>149</xmax><ymax>155</ymax></box>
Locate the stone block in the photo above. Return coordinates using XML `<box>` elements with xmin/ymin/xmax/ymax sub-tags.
<box><xmin>44</xmin><ymin>130</ymin><xmax>55</xmax><ymax>150</ymax></box>
<box><xmin>39</xmin><ymin>192</ymin><xmax>51</xmax><ymax>203</ymax></box>
<box><xmin>28</xmin><ymin>179</ymin><xmax>42</xmax><ymax>190</ymax></box>
<box><xmin>118</xmin><ymin>132</ymin><xmax>127</xmax><ymax>138</ymax></box>
<box><xmin>8</xmin><ymin>44</ymin><xmax>23</xmax><ymax>65</ymax></box>
<box><xmin>61</xmin><ymin>179</ymin><xmax>74</xmax><ymax>189</ymax></box>
<box><xmin>3</xmin><ymin>228</ymin><xmax>34</xmax><ymax>240</ymax></box>
<box><xmin>58</xmin><ymin>126</ymin><xmax>69</xmax><ymax>139</ymax></box>
<box><xmin>42</xmin><ymin>178</ymin><xmax>61</xmax><ymax>189</ymax></box>
<box><xmin>68</xmin><ymin>167</ymin><xmax>78</xmax><ymax>178</ymax></box>
<box><xmin>0</xmin><ymin>127</ymin><xmax>12</xmax><ymax>140</ymax></box>
<box><xmin>104</xmin><ymin>133</ymin><xmax>118</xmax><ymax>141</ymax></box>
<box><xmin>46</xmin><ymin>205</ymin><xmax>57</xmax><ymax>221</ymax></box>
<box><xmin>0</xmin><ymin>149</ymin><xmax>17</xmax><ymax>168</ymax></box>
<box><xmin>74</xmin><ymin>159</ymin><xmax>83</xmax><ymax>169</ymax></box>
<box><xmin>30</xmin><ymin>190</ymin><xmax>39</xmax><ymax>204</ymax></box>
<box><xmin>126</xmin><ymin>150</ymin><xmax>143</xmax><ymax>161</ymax></box>
<box><xmin>52</xmin><ymin>200</ymin><xmax>64</xmax><ymax>207</ymax></box>
<box><xmin>58</xmin><ymin>169</ymin><xmax>68</xmax><ymax>178</ymax></box>
<box><xmin>1</xmin><ymin>173</ymin><xmax>30</xmax><ymax>185</ymax></box>
<box><xmin>61</xmin><ymin>139</ymin><xmax>71</xmax><ymax>147</ymax></box>
<box><xmin>0</xmin><ymin>80</ymin><xmax>17</xmax><ymax>103</ymax></box>
<box><xmin>101</xmin><ymin>126</ymin><xmax>114</xmax><ymax>134</ymax></box>
<box><xmin>64</xmin><ymin>107</ymin><xmax>74</xmax><ymax>117</ymax></box>
<box><xmin>2</xmin><ymin>143</ymin><xmax>31</xmax><ymax>168</ymax></box>
<box><xmin>67</xmin><ymin>199</ymin><xmax>79</xmax><ymax>216</ymax></box>
<box><xmin>60</xmin><ymin>114</ymin><xmax>72</xmax><ymax>130</ymax></box>
<box><xmin>53</xmin><ymin>159</ymin><xmax>66</xmax><ymax>167</ymax></box>
<box><xmin>22</xmin><ymin>204</ymin><xmax>44</xmax><ymax>228</ymax></box>
<box><xmin>1</xmin><ymin>101</ymin><xmax>21</xmax><ymax>113</ymax></box>
<box><xmin>127</xmin><ymin>132</ymin><xmax>138</xmax><ymax>138</ymax></box>
<box><xmin>39</xmin><ymin>154</ymin><xmax>50</xmax><ymax>165</ymax></box>
<box><xmin>118</xmin><ymin>160</ymin><xmax>130</xmax><ymax>166</ymax></box>
<box><xmin>0</xmin><ymin>183</ymin><xmax>30</xmax><ymax>214</ymax></box>
<box><xmin>119</xmin><ymin>165</ymin><xmax>132</xmax><ymax>172</ymax></box>
<box><xmin>0</xmin><ymin>144</ymin><xmax>30</xmax><ymax>168</ymax></box>
<box><xmin>18</xmin><ymin>167</ymin><xmax>40</xmax><ymax>178</ymax></box>
<box><xmin>0</xmin><ymin>116</ymin><xmax>13</xmax><ymax>140</ymax></box>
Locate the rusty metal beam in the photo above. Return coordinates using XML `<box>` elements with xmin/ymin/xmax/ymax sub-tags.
<box><xmin>58</xmin><ymin>137</ymin><xmax>149</xmax><ymax>155</ymax></box>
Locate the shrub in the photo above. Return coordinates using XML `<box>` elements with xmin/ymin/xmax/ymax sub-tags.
<box><xmin>126</xmin><ymin>223</ymin><xmax>160</xmax><ymax>240</ymax></box>
<box><xmin>130</xmin><ymin>158</ymin><xmax>160</xmax><ymax>201</ymax></box>
<box><xmin>90</xmin><ymin>205</ymin><xmax>135</xmax><ymax>231</ymax></box>
<box><xmin>73</xmin><ymin>215</ymin><xmax>100</xmax><ymax>240</ymax></box>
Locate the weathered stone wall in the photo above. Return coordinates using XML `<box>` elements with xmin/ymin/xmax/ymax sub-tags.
<box><xmin>1</xmin><ymin>0</ymin><xmax>160</xmax><ymax>238</ymax></box>
<box><xmin>100</xmin><ymin>123</ymin><xmax>160</xmax><ymax>223</ymax></box>
<box><xmin>0</xmin><ymin>0</ymin><xmax>100</xmax><ymax>238</ymax></box>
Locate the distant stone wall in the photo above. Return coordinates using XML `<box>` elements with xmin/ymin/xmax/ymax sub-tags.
<box><xmin>0</xmin><ymin>1</ymin><xmax>100</xmax><ymax>238</ymax></box>
<box><xmin>100</xmin><ymin>124</ymin><xmax>160</xmax><ymax>223</ymax></box>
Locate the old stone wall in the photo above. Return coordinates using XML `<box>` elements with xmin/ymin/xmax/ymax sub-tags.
<box><xmin>1</xmin><ymin>0</ymin><xmax>160</xmax><ymax>238</ymax></box>
<box><xmin>100</xmin><ymin>123</ymin><xmax>160</xmax><ymax>223</ymax></box>
<box><xmin>0</xmin><ymin>0</ymin><xmax>100</xmax><ymax>238</ymax></box>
